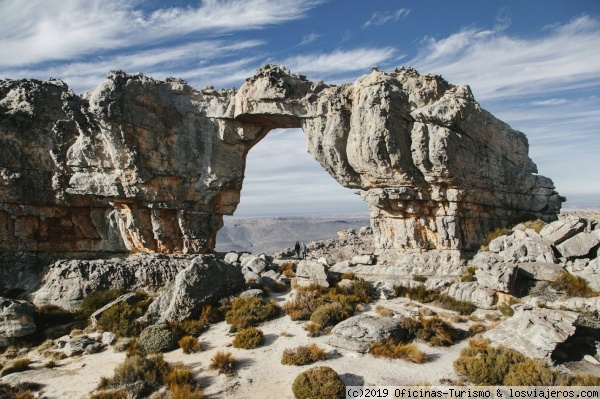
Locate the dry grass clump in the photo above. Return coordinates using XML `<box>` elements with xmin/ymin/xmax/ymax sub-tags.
<box><xmin>170</xmin><ymin>383</ymin><xmax>205</xmax><ymax>399</ymax></box>
<box><xmin>498</xmin><ymin>297</ymin><xmax>520</xmax><ymax>317</ymax></box>
<box><xmin>454</xmin><ymin>343</ymin><xmax>525</xmax><ymax>385</ymax></box>
<box><xmin>280</xmin><ymin>261</ymin><xmax>297</xmax><ymax>278</ymax></box>
<box><xmin>169</xmin><ymin>319</ymin><xmax>209</xmax><ymax>338</ymax></box>
<box><xmin>209</xmin><ymin>351</ymin><xmax>236</xmax><ymax>375</ymax></box>
<box><xmin>178</xmin><ymin>336</ymin><xmax>202</xmax><ymax>354</ymax></box>
<box><xmin>0</xmin><ymin>382</ymin><xmax>36</xmax><ymax>399</ymax></box>
<box><xmin>481</xmin><ymin>227</ymin><xmax>510</xmax><ymax>250</ymax></box>
<box><xmin>412</xmin><ymin>275</ymin><xmax>427</xmax><ymax>283</ymax></box>
<box><xmin>340</xmin><ymin>272</ymin><xmax>355</xmax><ymax>280</ymax></box>
<box><xmin>374</xmin><ymin>305</ymin><xmax>394</xmax><ymax>317</ymax></box>
<box><xmin>281</xmin><ymin>344</ymin><xmax>328</xmax><ymax>366</ymax></box>
<box><xmin>460</xmin><ymin>266</ymin><xmax>477</xmax><ymax>283</ymax></box>
<box><xmin>310</xmin><ymin>302</ymin><xmax>352</xmax><ymax>329</ymax></box>
<box><xmin>89</xmin><ymin>390</ymin><xmax>128</xmax><ymax>399</ymax></box>
<box><xmin>163</xmin><ymin>362</ymin><xmax>194</xmax><ymax>386</ymax></box>
<box><xmin>0</xmin><ymin>358</ymin><xmax>30</xmax><ymax>376</ymax></box>
<box><xmin>224</xmin><ymin>296</ymin><xmax>279</xmax><ymax>330</ymax></box>
<box><xmin>305</xmin><ymin>322</ymin><xmax>323</xmax><ymax>337</ymax></box>
<box><xmin>291</xmin><ymin>366</ymin><xmax>345</xmax><ymax>399</ymax></box>
<box><xmin>468</xmin><ymin>322</ymin><xmax>490</xmax><ymax>334</ymax></box>
<box><xmin>550</xmin><ymin>271</ymin><xmax>598</xmax><ymax>298</ymax></box>
<box><xmin>523</xmin><ymin>219</ymin><xmax>546</xmax><ymax>233</ymax></box>
<box><xmin>97</xmin><ymin>353</ymin><xmax>169</xmax><ymax>397</ymax></box>
<box><xmin>400</xmin><ymin>316</ymin><xmax>459</xmax><ymax>347</ymax></box>
<box><xmin>370</xmin><ymin>339</ymin><xmax>427</xmax><ymax>363</ymax></box>
<box><xmin>232</xmin><ymin>327</ymin><xmax>264</xmax><ymax>349</ymax></box>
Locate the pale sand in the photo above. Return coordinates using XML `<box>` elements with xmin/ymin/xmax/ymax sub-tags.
<box><xmin>1</xmin><ymin>293</ymin><xmax>470</xmax><ymax>399</ymax></box>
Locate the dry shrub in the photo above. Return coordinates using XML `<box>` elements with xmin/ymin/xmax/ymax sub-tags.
<box><xmin>209</xmin><ymin>351</ymin><xmax>236</xmax><ymax>375</ymax></box>
<box><xmin>434</xmin><ymin>294</ymin><xmax>477</xmax><ymax>315</ymax></box>
<box><xmin>305</xmin><ymin>322</ymin><xmax>322</xmax><ymax>337</ymax></box>
<box><xmin>170</xmin><ymin>319</ymin><xmax>208</xmax><ymax>338</ymax></box>
<box><xmin>503</xmin><ymin>358</ymin><xmax>558</xmax><ymax>386</ymax></box>
<box><xmin>550</xmin><ymin>271</ymin><xmax>598</xmax><ymax>298</ymax></box>
<box><xmin>96</xmin><ymin>302</ymin><xmax>144</xmax><ymax>338</ymax></box>
<box><xmin>232</xmin><ymin>327</ymin><xmax>264</xmax><ymax>349</ymax></box>
<box><xmin>280</xmin><ymin>261</ymin><xmax>297</xmax><ymax>278</ymax></box>
<box><xmin>468</xmin><ymin>336</ymin><xmax>491</xmax><ymax>349</ymax></box>
<box><xmin>0</xmin><ymin>383</ymin><xmax>36</xmax><ymax>399</ymax></box>
<box><xmin>178</xmin><ymin>336</ymin><xmax>202</xmax><ymax>354</ymax></box>
<box><xmin>199</xmin><ymin>305</ymin><xmax>219</xmax><ymax>325</ymax></box>
<box><xmin>291</xmin><ymin>366</ymin><xmax>345</xmax><ymax>399</ymax></box>
<box><xmin>170</xmin><ymin>383</ymin><xmax>205</xmax><ymax>399</ymax></box>
<box><xmin>44</xmin><ymin>360</ymin><xmax>58</xmax><ymax>368</ymax></box>
<box><xmin>340</xmin><ymin>272</ymin><xmax>355</xmax><ymax>280</ymax></box>
<box><xmin>97</xmin><ymin>354</ymin><xmax>168</xmax><ymax>397</ymax></box>
<box><xmin>281</xmin><ymin>344</ymin><xmax>328</xmax><ymax>366</ymax></box>
<box><xmin>453</xmin><ymin>344</ymin><xmax>525</xmax><ymax>385</ymax></box>
<box><xmin>412</xmin><ymin>275</ymin><xmax>427</xmax><ymax>283</ymax></box>
<box><xmin>370</xmin><ymin>339</ymin><xmax>427</xmax><ymax>364</ymax></box>
<box><xmin>310</xmin><ymin>302</ymin><xmax>352</xmax><ymax>328</ymax></box>
<box><xmin>89</xmin><ymin>390</ymin><xmax>128</xmax><ymax>399</ymax></box>
<box><xmin>460</xmin><ymin>266</ymin><xmax>477</xmax><ymax>283</ymax></box>
<box><xmin>348</xmin><ymin>279</ymin><xmax>374</xmax><ymax>304</ymax></box>
<box><xmin>280</xmin><ymin>331</ymin><xmax>293</xmax><ymax>337</ymax></box>
<box><xmin>0</xmin><ymin>358</ymin><xmax>30</xmax><ymax>376</ymax></box>
<box><xmin>568</xmin><ymin>374</ymin><xmax>600</xmax><ymax>386</ymax></box>
<box><xmin>415</xmin><ymin>317</ymin><xmax>459</xmax><ymax>346</ymax></box>
<box><xmin>164</xmin><ymin>363</ymin><xmax>194</xmax><ymax>386</ymax></box>
<box><xmin>225</xmin><ymin>296</ymin><xmax>279</xmax><ymax>330</ymax></box>
<box><xmin>468</xmin><ymin>322</ymin><xmax>489</xmax><ymax>334</ymax></box>
<box><xmin>375</xmin><ymin>305</ymin><xmax>394</xmax><ymax>317</ymax></box>
<box><xmin>482</xmin><ymin>227</ymin><xmax>510</xmax><ymax>250</ymax></box>
<box><xmin>523</xmin><ymin>219</ymin><xmax>546</xmax><ymax>233</ymax></box>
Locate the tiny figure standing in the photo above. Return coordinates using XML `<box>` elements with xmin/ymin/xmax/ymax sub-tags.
<box><xmin>294</xmin><ymin>241</ymin><xmax>300</xmax><ymax>259</ymax></box>
<box><xmin>300</xmin><ymin>242</ymin><xmax>307</xmax><ymax>259</ymax></box>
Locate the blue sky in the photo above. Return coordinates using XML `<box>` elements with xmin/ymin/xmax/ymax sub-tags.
<box><xmin>1</xmin><ymin>0</ymin><xmax>599</xmax><ymax>217</ymax></box>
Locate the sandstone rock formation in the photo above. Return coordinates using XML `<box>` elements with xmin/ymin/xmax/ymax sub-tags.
<box><xmin>0</xmin><ymin>297</ymin><xmax>36</xmax><ymax>345</ymax></box>
<box><xmin>1</xmin><ymin>65</ymin><xmax>563</xmax><ymax>289</ymax></box>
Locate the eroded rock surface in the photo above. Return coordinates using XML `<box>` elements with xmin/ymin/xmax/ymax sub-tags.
<box><xmin>1</xmin><ymin>65</ymin><xmax>562</xmax><ymax>286</ymax></box>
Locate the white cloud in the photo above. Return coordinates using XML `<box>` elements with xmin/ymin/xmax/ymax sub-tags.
<box><xmin>530</xmin><ymin>98</ymin><xmax>570</xmax><ymax>106</ymax></box>
<box><xmin>410</xmin><ymin>15</ymin><xmax>600</xmax><ymax>101</ymax></box>
<box><xmin>299</xmin><ymin>32</ymin><xmax>321</xmax><ymax>46</ymax></box>
<box><xmin>0</xmin><ymin>0</ymin><xmax>322</xmax><ymax>67</ymax></box>
<box><xmin>363</xmin><ymin>8</ymin><xmax>410</xmax><ymax>28</ymax></box>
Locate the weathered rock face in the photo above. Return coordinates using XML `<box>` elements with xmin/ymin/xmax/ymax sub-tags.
<box><xmin>1</xmin><ymin>65</ymin><xmax>562</xmax><ymax>281</ymax></box>
<box><xmin>0</xmin><ymin>297</ymin><xmax>36</xmax><ymax>344</ymax></box>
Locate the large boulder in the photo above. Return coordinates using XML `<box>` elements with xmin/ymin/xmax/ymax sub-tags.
<box><xmin>137</xmin><ymin>324</ymin><xmax>177</xmax><ymax>353</ymax></box>
<box><xmin>328</xmin><ymin>314</ymin><xmax>406</xmax><ymax>353</ymax></box>
<box><xmin>0</xmin><ymin>297</ymin><xmax>36</xmax><ymax>345</ymax></box>
<box><xmin>474</xmin><ymin>263</ymin><xmax>518</xmax><ymax>292</ymax></box>
<box><xmin>295</xmin><ymin>260</ymin><xmax>329</xmax><ymax>287</ymax></box>
<box><xmin>540</xmin><ymin>217</ymin><xmax>587</xmax><ymax>245</ymax></box>
<box><xmin>555</xmin><ymin>232</ymin><xmax>599</xmax><ymax>259</ymax></box>
<box><xmin>146</xmin><ymin>255</ymin><xmax>244</xmax><ymax>323</ymax></box>
<box><xmin>517</xmin><ymin>262</ymin><xmax>565</xmax><ymax>282</ymax></box>
<box><xmin>483</xmin><ymin>305</ymin><xmax>579</xmax><ymax>360</ymax></box>
<box><xmin>567</xmin><ymin>258</ymin><xmax>600</xmax><ymax>291</ymax></box>
<box><xmin>445</xmin><ymin>282</ymin><xmax>495</xmax><ymax>309</ymax></box>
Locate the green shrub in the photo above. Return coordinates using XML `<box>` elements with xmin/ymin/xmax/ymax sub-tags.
<box><xmin>412</xmin><ymin>275</ymin><xmax>428</xmax><ymax>283</ymax></box>
<box><xmin>281</xmin><ymin>344</ymin><xmax>328</xmax><ymax>366</ymax></box>
<box><xmin>460</xmin><ymin>266</ymin><xmax>477</xmax><ymax>283</ymax></box>
<box><xmin>550</xmin><ymin>271</ymin><xmax>598</xmax><ymax>298</ymax></box>
<box><xmin>0</xmin><ymin>358</ymin><xmax>30</xmax><ymax>376</ymax></box>
<box><xmin>503</xmin><ymin>358</ymin><xmax>558</xmax><ymax>386</ymax></box>
<box><xmin>232</xmin><ymin>327</ymin><xmax>264</xmax><ymax>349</ymax></box>
<box><xmin>435</xmin><ymin>294</ymin><xmax>477</xmax><ymax>315</ymax></box>
<box><xmin>310</xmin><ymin>302</ymin><xmax>352</xmax><ymax>328</ymax></box>
<box><xmin>416</xmin><ymin>316</ymin><xmax>459</xmax><ymax>346</ymax></box>
<box><xmin>498</xmin><ymin>298</ymin><xmax>520</xmax><ymax>317</ymax></box>
<box><xmin>291</xmin><ymin>366</ymin><xmax>345</xmax><ymax>399</ymax></box>
<box><xmin>178</xmin><ymin>336</ymin><xmax>202</xmax><ymax>354</ymax></box>
<box><xmin>98</xmin><ymin>354</ymin><xmax>168</xmax><ymax>396</ymax></box>
<box><xmin>137</xmin><ymin>324</ymin><xmax>177</xmax><ymax>353</ymax></box>
<box><xmin>209</xmin><ymin>351</ymin><xmax>236</xmax><ymax>375</ymax></box>
<box><xmin>482</xmin><ymin>227</ymin><xmax>510</xmax><ymax>250</ymax></box>
<box><xmin>0</xmin><ymin>383</ymin><xmax>35</xmax><ymax>399</ymax></box>
<box><xmin>34</xmin><ymin>305</ymin><xmax>79</xmax><ymax>332</ymax></box>
<box><xmin>225</xmin><ymin>296</ymin><xmax>279</xmax><ymax>330</ymax></box>
<box><xmin>80</xmin><ymin>289</ymin><xmax>124</xmax><ymax>318</ymax></box>
<box><xmin>370</xmin><ymin>339</ymin><xmax>427</xmax><ymax>363</ymax></box>
<box><xmin>96</xmin><ymin>302</ymin><xmax>144</xmax><ymax>338</ymax></box>
<box><xmin>453</xmin><ymin>344</ymin><xmax>525</xmax><ymax>385</ymax></box>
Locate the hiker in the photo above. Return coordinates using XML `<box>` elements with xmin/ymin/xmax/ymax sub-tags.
<box><xmin>294</xmin><ymin>241</ymin><xmax>300</xmax><ymax>259</ymax></box>
<box><xmin>301</xmin><ymin>242</ymin><xmax>307</xmax><ymax>259</ymax></box>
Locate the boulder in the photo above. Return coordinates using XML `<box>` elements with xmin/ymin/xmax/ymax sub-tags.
<box><xmin>0</xmin><ymin>297</ymin><xmax>36</xmax><ymax>343</ymax></box>
<box><xmin>518</xmin><ymin>262</ymin><xmax>564</xmax><ymax>282</ymax></box>
<box><xmin>241</xmin><ymin>267</ymin><xmax>261</xmax><ymax>285</ymax></box>
<box><xmin>556</xmin><ymin>232</ymin><xmax>599</xmax><ymax>258</ymax></box>
<box><xmin>567</xmin><ymin>258</ymin><xmax>600</xmax><ymax>291</ymax></box>
<box><xmin>483</xmin><ymin>305</ymin><xmax>579</xmax><ymax>360</ymax></box>
<box><xmin>328</xmin><ymin>315</ymin><xmax>406</xmax><ymax>353</ymax></box>
<box><xmin>102</xmin><ymin>331</ymin><xmax>117</xmax><ymax>346</ymax></box>
<box><xmin>242</xmin><ymin>256</ymin><xmax>267</xmax><ymax>274</ymax></box>
<box><xmin>146</xmin><ymin>255</ymin><xmax>244</xmax><ymax>323</ymax></box>
<box><xmin>296</xmin><ymin>260</ymin><xmax>329</xmax><ymax>288</ymax></box>
<box><xmin>64</xmin><ymin>336</ymin><xmax>98</xmax><ymax>357</ymax></box>
<box><xmin>446</xmin><ymin>282</ymin><xmax>495</xmax><ymax>309</ymax></box>
<box><xmin>474</xmin><ymin>263</ymin><xmax>518</xmax><ymax>292</ymax></box>
<box><xmin>351</xmin><ymin>255</ymin><xmax>374</xmax><ymax>265</ymax></box>
<box><xmin>224</xmin><ymin>252</ymin><xmax>240</xmax><ymax>264</ymax></box>
<box><xmin>137</xmin><ymin>324</ymin><xmax>177</xmax><ymax>353</ymax></box>
<box><xmin>540</xmin><ymin>217</ymin><xmax>587</xmax><ymax>245</ymax></box>
<box><xmin>239</xmin><ymin>289</ymin><xmax>265</xmax><ymax>298</ymax></box>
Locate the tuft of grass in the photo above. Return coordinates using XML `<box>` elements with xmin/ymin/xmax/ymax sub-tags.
<box><xmin>89</xmin><ymin>390</ymin><xmax>128</xmax><ymax>399</ymax></box>
<box><xmin>370</xmin><ymin>339</ymin><xmax>427</xmax><ymax>364</ymax></box>
<box><xmin>310</xmin><ymin>302</ymin><xmax>352</xmax><ymax>329</ymax></box>
<box><xmin>340</xmin><ymin>272</ymin><xmax>355</xmax><ymax>280</ymax></box>
<box><xmin>498</xmin><ymin>298</ymin><xmax>520</xmax><ymax>317</ymax></box>
<box><xmin>281</xmin><ymin>344</ymin><xmax>328</xmax><ymax>366</ymax></box>
<box><xmin>0</xmin><ymin>383</ymin><xmax>36</xmax><ymax>399</ymax></box>
<box><xmin>170</xmin><ymin>383</ymin><xmax>205</xmax><ymax>399</ymax></box>
<box><xmin>416</xmin><ymin>316</ymin><xmax>459</xmax><ymax>346</ymax></box>
<box><xmin>503</xmin><ymin>358</ymin><xmax>558</xmax><ymax>386</ymax></box>
<box><xmin>209</xmin><ymin>351</ymin><xmax>236</xmax><ymax>375</ymax></box>
<box><xmin>232</xmin><ymin>327</ymin><xmax>264</xmax><ymax>349</ymax></box>
<box><xmin>305</xmin><ymin>322</ymin><xmax>322</xmax><ymax>337</ymax></box>
<box><xmin>169</xmin><ymin>319</ymin><xmax>209</xmax><ymax>338</ymax></box>
<box><xmin>280</xmin><ymin>261</ymin><xmax>297</xmax><ymax>278</ymax></box>
<box><xmin>375</xmin><ymin>305</ymin><xmax>394</xmax><ymax>317</ymax></box>
<box><xmin>468</xmin><ymin>322</ymin><xmax>490</xmax><ymax>334</ymax></box>
<box><xmin>291</xmin><ymin>366</ymin><xmax>345</xmax><ymax>399</ymax></box>
<box><xmin>225</xmin><ymin>296</ymin><xmax>279</xmax><ymax>330</ymax></box>
<box><xmin>523</xmin><ymin>219</ymin><xmax>546</xmax><ymax>233</ymax></box>
<box><xmin>178</xmin><ymin>336</ymin><xmax>202</xmax><ymax>354</ymax></box>
<box><xmin>550</xmin><ymin>271</ymin><xmax>598</xmax><ymax>298</ymax></box>
<box><xmin>164</xmin><ymin>362</ymin><xmax>194</xmax><ymax>386</ymax></box>
<box><xmin>412</xmin><ymin>275</ymin><xmax>428</xmax><ymax>283</ymax></box>
<box><xmin>460</xmin><ymin>266</ymin><xmax>477</xmax><ymax>283</ymax></box>
<box><xmin>0</xmin><ymin>358</ymin><xmax>30</xmax><ymax>376</ymax></box>
<box><xmin>481</xmin><ymin>227</ymin><xmax>510</xmax><ymax>250</ymax></box>
<box><xmin>44</xmin><ymin>360</ymin><xmax>58</xmax><ymax>369</ymax></box>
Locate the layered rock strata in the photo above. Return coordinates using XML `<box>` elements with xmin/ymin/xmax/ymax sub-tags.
<box><xmin>1</xmin><ymin>65</ymin><xmax>562</xmax><ymax>283</ymax></box>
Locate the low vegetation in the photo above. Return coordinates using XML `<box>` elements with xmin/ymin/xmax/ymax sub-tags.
<box><xmin>232</xmin><ymin>327</ymin><xmax>264</xmax><ymax>349</ymax></box>
<box><xmin>370</xmin><ymin>339</ymin><xmax>427</xmax><ymax>363</ymax></box>
<box><xmin>310</xmin><ymin>302</ymin><xmax>352</xmax><ymax>329</ymax></box>
<box><xmin>498</xmin><ymin>297</ymin><xmax>520</xmax><ymax>317</ymax></box>
<box><xmin>550</xmin><ymin>271</ymin><xmax>598</xmax><ymax>298</ymax></box>
<box><xmin>460</xmin><ymin>266</ymin><xmax>477</xmax><ymax>282</ymax></box>
<box><xmin>209</xmin><ymin>351</ymin><xmax>236</xmax><ymax>375</ymax></box>
<box><xmin>523</xmin><ymin>219</ymin><xmax>546</xmax><ymax>233</ymax></box>
<box><xmin>89</xmin><ymin>390</ymin><xmax>128</xmax><ymax>399</ymax></box>
<box><xmin>0</xmin><ymin>358</ymin><xmax>30</xmax><ymax>376</ymax></box>
<box><xmin>374</xmin><ymin>304</ymin><xmax>394</xmax><ymax>317</ymax></box>
<box><xmin>281</xmin><ymin>344</ymin><xmax>328</xmax><ymax>366</ymax></box>
<box><xmin>178</xmin><ymin>336</ymin><xmax>202</xmax><ymax>354</ymax></box>
<box><xmin>481</xmin><ymin>227</ymin><xmax>510</xmax><ymax>250</ymax></box>
<box><xmin>223</xmin><ymin>296</ymin><xmax>279</xmax><ymax>330</ymax></box>
<box><xmin>393</xmin><ymin>285</ymin><xmax>476</xmax><ymax>315</ymax></box>
<box><xmin>96</xmin><ymin>302</ymin><xmax>146</xmax><ymax>338</ymax></box>
<box><xmin>291</xmin><ymin>366</ymin><xmax>345</xmax><ymax>399</ymax></box>
<box><xmin>0</xmin><ymin>383</ymin><xmax>35</xmax><ymax>399</ymax></box>
<box><xmin>399</xmin><ymin>316</ymin><xmax>460</xmax><ymax>347</ymax></box>
<box><xmin>412</xmin><ymin>275</ymin><xmax>427</xmax><ymax>283</ymax></box>
<box><xmin>80</xmin><ymin>289</ymin><xmax>124</xmax><ymax>318</ymax></box>
<box><xmin>279</xmin><ymin>261</ymin><xmax>297</xmax><ymax>278</ymax></box>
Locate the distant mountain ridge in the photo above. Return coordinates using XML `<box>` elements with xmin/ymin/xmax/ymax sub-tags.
<box><xmin>215</xmin><ymin>216</ymin><xmax>370</xmax><ymax>255</ymax></box>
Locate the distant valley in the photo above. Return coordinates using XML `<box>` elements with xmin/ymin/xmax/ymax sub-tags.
<box><xmin>215</xmin><ymin>215</ymin><xmax>371</xmax><ymax>255</ymax></box>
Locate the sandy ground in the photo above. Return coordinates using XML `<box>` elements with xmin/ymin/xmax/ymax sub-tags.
<box><xmin>1</xmin><ymin>292</ymin><xmax>474</xmax><ymax>399</ymax></box>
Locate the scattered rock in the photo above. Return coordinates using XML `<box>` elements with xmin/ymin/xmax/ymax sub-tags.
<box><xmin>146</xmin><ymin>255</ymin><xmax>245</xmax><ymax>323</ymax></box>
<box><xmin>102</xmin><ymin>331</ymin><xmax>117</xmax><ymax>346</ymax></box>
<box><xmin>556</xmin><ymin>232</ymin><xmax>599</xmax><ymax>258</ymax></box>
<box><xmin>64</xmin><ymin>336</ymin><xmax>97</xmax><ymax>357</ymax></box>
<box><xmin>295</xmin><ymin>260</ymin><xmax>329</xmax><ymax>288</ymax></box>
<box><xmin>239</xmin><ymin>289</ymin><xmax>264</xmax><ymax>298</ymax></box>
<box><xmin>224</xmin><ymin>252</ymin><xmax>240</xmax><ymax>264</ymax></box>
<box><xmin>137</xmin><ymin>324</ymin><xmax>177</xmax><ymax>353</ymax></box>
<box><xmin>0</xmin><ymin>297</ymin><xmax>36</xmax><ymax>343</ymax></box>
<box><xmin>328</xmin><ymin>314</ymin><xmax>406</xmax><ymax>353</ymax></box>
<box><xmin>540</xmin><ymin>217</ymin><xmax>587</xmax><ymax>245</ymax></box>
<box><xmin>483</xmin><ymin>304</ymin><xmax>579</xmax><ymax>360</ymax></box>
<box><xmin>242</xmin><ymin>256</ymin><xmax>267</xmax><ymax>274</ymax></box>
<box><xmin>474</xmin><ymin>263</ymin><xmax>518</xmax><ymax>292</ymax></box>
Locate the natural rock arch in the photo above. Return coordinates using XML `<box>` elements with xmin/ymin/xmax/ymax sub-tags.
<box><xmin>0</xmin><ymin>65</ymin><xmax>563</xmax><ymax>277</ymax></box>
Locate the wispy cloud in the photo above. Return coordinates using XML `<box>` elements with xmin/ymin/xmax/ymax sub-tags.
<box><xmin>0</xmin><ymin>0</ymin><xmax>322</xmax><ymax>67</ymax></box>
<box><xmin>411</xmin><ymin>15</ymin><xmax>600</xmax><ymax>101</ymax></box>
<box><xmin>299</xmin><ymin>32</ymin><xmax>321</xmax><ymax>46</ymax></box>
<box><xmin>363</xmin><ymin>8</ymin><xmax>410</xmax><ymax>28</ymax></box>
<box><xmin>530</xmin><ymin>98</ymin><xmax>570</xmax><ymax>106</ymax></box>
